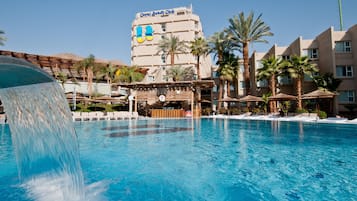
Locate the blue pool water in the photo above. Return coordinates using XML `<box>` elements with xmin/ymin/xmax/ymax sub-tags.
<box><xmin>1</xmin><ymin>118</ymin><xmax>357</xmax><ymax>200</ymax></box>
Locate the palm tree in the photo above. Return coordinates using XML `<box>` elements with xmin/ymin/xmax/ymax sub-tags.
<box><xmin>0</xmin><ymin>30</ymin><xmax>6</xmax><ymax>46</ymax></box>
<box><xmin>165</xmin><ymin>65</ymin><xmax>194</xmax><ymax>81</ymax></box>
<box><xmin>219</xmin><ymin>62</ymin><xmax>235</xmax><ymax>97</ymax></box>
<box><xmin>257</xmin><ymin>56</ymin><xmax>285</xmax><ymax>112</ymax></box>
<box><xmin>220</xmin><ymin>52</ymin><xmax>240</xmax><ymax>98</ymax></box>
<box><xmin>313</xmin><ymin>72</ymin><xmax>341</xmax><ymax>92</ymax></box>
<box><xmin>227</xmin><ymin>11</ymin><xmax>273</xmax><ymax>95</ymax></box>
<box><xmin>208</xmin><ymin>31</ymin><xmax>233</xmax><ymax>66</ymax></box>
<box><xmin>286</xmin><ymin>55</ymin><xmax>319</xmax><ymax>109</ymax></box>
<box><xmin>55</xmin><ymin>72</ymin><xmax>68</xmax><ymax>89</ymax></box>
<box><xmin>190</xmin><ymin>37</ymin><xmax>209</xmax><ymax>80</ymax></box>
<box><xmin>74</xmin><ymin>54</ymin><xmax>98</xmax><ymax>98</ymax></box>
<box><xmin>208</xmin><ymin>31</ymin><xmax>234</xmax><ymax>110</ymax></box>
<box><xmin>96</xmin><ymin>63</ymin><xmax>119</xmax><ymax>97</ymax></box>
<box><xmin>116</xmin><ymin>66</ymin><xmax>145</xmax><ymax>83</ymax></box>
<box><xmin>157</xmin><ymin>35</ymin><xmax>187</xmax><ymax>67</ymax></box>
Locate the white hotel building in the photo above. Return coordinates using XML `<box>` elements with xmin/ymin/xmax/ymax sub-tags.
<box><xmin>131</xmin><ymin>6</ymin><xmax>212</xmax><ymax>82</ymax></box>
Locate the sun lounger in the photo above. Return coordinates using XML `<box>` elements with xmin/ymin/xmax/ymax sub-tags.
<box><xmin>72</xmin><ymin>112</ymin><xmax>82</xmax><ymax>121</ymax></box>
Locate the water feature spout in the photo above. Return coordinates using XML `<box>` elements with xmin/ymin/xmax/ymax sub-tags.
<box><xmin>0</xmin><ymin>56</ymin><xmax>55</xmax><ymax>88</ymax></box>
<box><xmin>0</xmin><ymin>56</ymin><xmax>86</xmax><ymax>200</ymax></box>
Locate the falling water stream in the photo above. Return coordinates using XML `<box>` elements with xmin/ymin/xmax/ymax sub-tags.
<box><xmin>0</xmin><ymin>56</ymin><xmax>107</xmax><ymax>201</ymax></box>
<box><xmin>0</xmin><ymin>82</ymin><xmax>86</xmax><ymax>200</ymax></box>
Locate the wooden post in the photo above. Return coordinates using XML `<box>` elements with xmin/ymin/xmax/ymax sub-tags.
<box><xmin>134</xmin><ymin>95</ymin><xmax>137</xmax><ymax>112</ymax></box>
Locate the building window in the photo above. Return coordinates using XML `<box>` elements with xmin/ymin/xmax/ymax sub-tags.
<box><xmin>177</xmin><ymin>11</ymin><xmax>185</xmax><ymax>15</ymax></box>
<box><xmin>278</xmin><ymin>75</ymin><xmax>292</xmax><ymax>85</ymax></box>
<box><xmin>161</xmin><ymin>23</ymin><xmax>166</xmax><ymax>32</ymax></box>
<box><xmin>240</xmin><ymin>81</ymin><xmax>245</xmax><ymax>89</ymax></box>
<box><xmin>335</xmin><ymin>41</ymin><xmax>351</xmax><ymax>53</ymax></box>
<box><xmin>281</xmin><ymin>55</ymin><xmax>290</xmax><ymax>60</ymax></box>
<box><xmin>161</xmin><ymin>54</ymin><xmax>166</xmax><ymax>63</ymax></box>
<box><xmin>306</xmin><ymin>49</ymin><xmax>318</xmax><ymax>59</ymax></box>
<box><xmin>304</xmin><ymin>71</ymin><xmax>319</xmax><ymax>81</ymax></box>
<box><xmin>257</xmin><ymin>79</ymin><xmax>268</xmax><ymax>87</ymax></box>
<box><xmin>256</xmin><ymin>60</ymin><xmax>263</xmax><ymax>69</ymax></box>
<box><xmin>194</xmin><ymin>21</ymin><xmax>199</xmax><ymax>29</ymax></box>
<box><xmin>148</xmin><ymin>75</ymin><xmax>155</xmax><ymax>81</ymax></box>
<box><xmin>338</xmin><ymin>90</ymin><xmax>355</xmax><ymax>103</ymax></box>
<box><xmin>336</xmin><ymin>65</ymin><xmax>353</xmax><ymax>77</ymax></box>
<box><xmin>240</xmin><ymin>64</ymin><xmax>244</xmax><ymax>73</ymax></box>
<box><xmin>213</xmin><ymin>85</ymin><xmax>218</xmax><ymax>92</ymax></box>
<box><xmin>230</xmin><ymin>83</ymin><xmax>234</xmax><ymax>91</ymax></box>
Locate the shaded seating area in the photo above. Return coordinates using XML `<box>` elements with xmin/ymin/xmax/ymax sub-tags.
<box><xmin>301</xmin><ymin>88</ymin><xmax>336</xmax><ymax>115</ymax></box>
<box><xmin>116</xmin><ymin>80</ymin><xmax>214</xmax><ymax>118</ymax></box>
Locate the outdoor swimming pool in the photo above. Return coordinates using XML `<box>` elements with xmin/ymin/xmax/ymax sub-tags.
<box><xmin>1</xmin><ymin>118</ymin><xmax>356</xmax><ymax>200</ymax></box>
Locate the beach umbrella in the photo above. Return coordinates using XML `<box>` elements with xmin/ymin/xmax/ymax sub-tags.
<box><xmin>268</xmin><ymin>93</ymin><xmax>297</xmax><ymax>101</ymax></box>
<box><xmin>218</xmin><ymin>96</ymin><xmax>239</xmax><ymax>102</ymax></box>
<box><xmin>301</xmin><ymin>88</ymin><xmax>336</xmax><ymax>99</ymax></box>
<box><xmin>238</xmin><ymin>95</ymin><xmax>263</xmax><ymax>102</ymax></box>
<box><xmin>301</xmin><ymin>88</ymin><xmax>336</xmax><ymax>112</ymax></box>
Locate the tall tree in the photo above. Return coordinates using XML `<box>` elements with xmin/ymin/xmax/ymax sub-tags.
<box><xmin>208</xmin><ymin>31</ymin><xmax>234</xmax><ymax>110</ymax></box>
<box><xmin>74</xmin><ymin>54</ymin><xmax>98</xmax><ymax>98</ymax></box>
<box><xmin>96</xmin><ymin>63</ymin><xmax>119</xmax><ymax>97</ymax></box>
<box><xmin>313</xmin><ymin>72</ymin><xmax>342</xmax><ymax>92</ymax></box>
<box><xmin>190</xmin><ymin>37</ymin><xmax>209</xmax><ymax>80</ymax></box>
<box><xmin>219</xmin><ymin>52</ymin><xmax>239</xmax><ymax>98</ymax></box>
<box><xmin>208</xmin><ymin>31</ymin><xmax>233</xmax><ymax>65</ymax></box>
<box><xmin>157</xmin><ymin>35</ymin><xmax>187</xmax><ymax>67</ymax></box>
<box><xmin>0</xmin><ymin>30</ymin><xmax>6</xmax><ymax>46</ymax></box>
<box><xmin>166</xmin><ymin>65</ymin><xmax>194</xmax><ymax>81</ymax></box>
<box><xmin>116</xmin><ymin>66</ymin><xmax>145</xmax><ymax>83</ymax></box>
<box><xmin>286</xmin><ymin>55</ymin><xmax>319</xmax><ymax>109</ymax></box>
<box><xmin>227</xmin><ymin>11</ymin><xmax>273</xmax><ymax>95</ymax></box>
<box><xmin>257</xmin><ymin>56</ymin><xmax>285</xmax><ymax>112</ymax></box>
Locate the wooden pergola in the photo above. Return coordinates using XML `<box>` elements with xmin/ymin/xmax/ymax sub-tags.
<box><xmin>116</xmin><ymin>80</ymin><xmax>214</xmax><ymax>118</ymax></box>
<box><xmin>0</xmin><ymin>50</ymin><xmax>147</xmax><ymax>80</ymax></box>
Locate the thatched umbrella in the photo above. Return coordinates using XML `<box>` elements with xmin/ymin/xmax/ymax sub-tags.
<box><xmin>239</xmin><ymin>95</ymin><xmax>263</xmax><ymax>102</ymax></box>
<box><xmin>218</xmin><ymin>96</ymin><xmax>240</xmax><ymax>102</ymax></box>
<box><xmin>238</xmin><ymin>95</ymin><xmax>263</xmax><ymax>113</ymax></box>
<box><xmin>301</xmin><ymin>88</ymin><xmax>336</xmax><ymax>99</ymax></box>
<box><xmin>268</xmin><ymin>93</ymin><xmax>297</xmax><ymax>101</ymax></box>
<box><xmin>302</xmin><ymin>88</ymin><xmax>336</xmax><ymax>112</ymax></box>
<box><xmin>218</xmin><ymin>96</ymin><xmax>239</xmax><ymax>111</ymax></box>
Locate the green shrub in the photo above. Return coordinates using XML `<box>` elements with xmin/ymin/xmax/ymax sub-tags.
<box><xmin>252</xmin><ymin>107</ymin><xmax>260</xmax><ymax>114</ymax></box>
<box><xmin>296</xmin><ymin>108</ymin><xmax>308</xmax><ymax>114</ymax></box>
<box><xmin>241</xmin><ymin>107</ymin><xmax>249</xmax><ymax>113</ymax></box>
<box><xmin>202</xmin><ymin>108</ymin><xmax>212</xmax><ymax>115</ymax></box>
<box><xmin>218</xmin><ymin>108</ymin><xmax>228</xmax><ymax>115</ymax></box>
<box><xmin>230</xmin><ymin>108</ymin><xmax>241</xmax><ymax>115</ymax></box>
<box><xmin>315</xmin><ymin>110</ymin><xmax>327</xmax><ymax>119</ymax></box>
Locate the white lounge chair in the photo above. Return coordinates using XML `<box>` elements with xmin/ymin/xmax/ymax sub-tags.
<box><xmin>72</xmin><ymin>112</ymin><xmax>82</xmax><ymax>121</ymax></box>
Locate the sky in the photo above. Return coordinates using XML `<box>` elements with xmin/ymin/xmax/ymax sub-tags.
<box><xmin>1</xmin><ymin>0</ymin><xmax>356</xmax><ymax>65</ymax></box>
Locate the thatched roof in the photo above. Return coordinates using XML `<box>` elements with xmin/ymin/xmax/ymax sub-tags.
<box><xmin>0</xmin><ymin>50</ymin><xmax>142</xmax><ymax>80</ymax></box>
<box><xmin>302</xmin><ymin>88</ymin><xmax>336</xmax><ymax>99</ymax></box>
<box><xmin>218</xmin><ymin>96</ymin><xmax>240</xmax><ymax>102</ymax></box>
<box><xmin>268</xmin><ymin>93</ymin><xmax>297</xmax><ymax>101</ymax></box>
<box><xmin>239</xmin><ymin>95</ymin><xmax>263</xmax><ymax>102</ymax></box>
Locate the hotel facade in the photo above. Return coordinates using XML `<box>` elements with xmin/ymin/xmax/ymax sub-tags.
<box><xmin>250</xmin><ymin>25</ymin><xmax>357</xmax><ymax>114</ymax></box>
<box><xmin>131</xmin><ymin>6</ymin><xmax>212</xmax><ymax>82</ymax></box>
